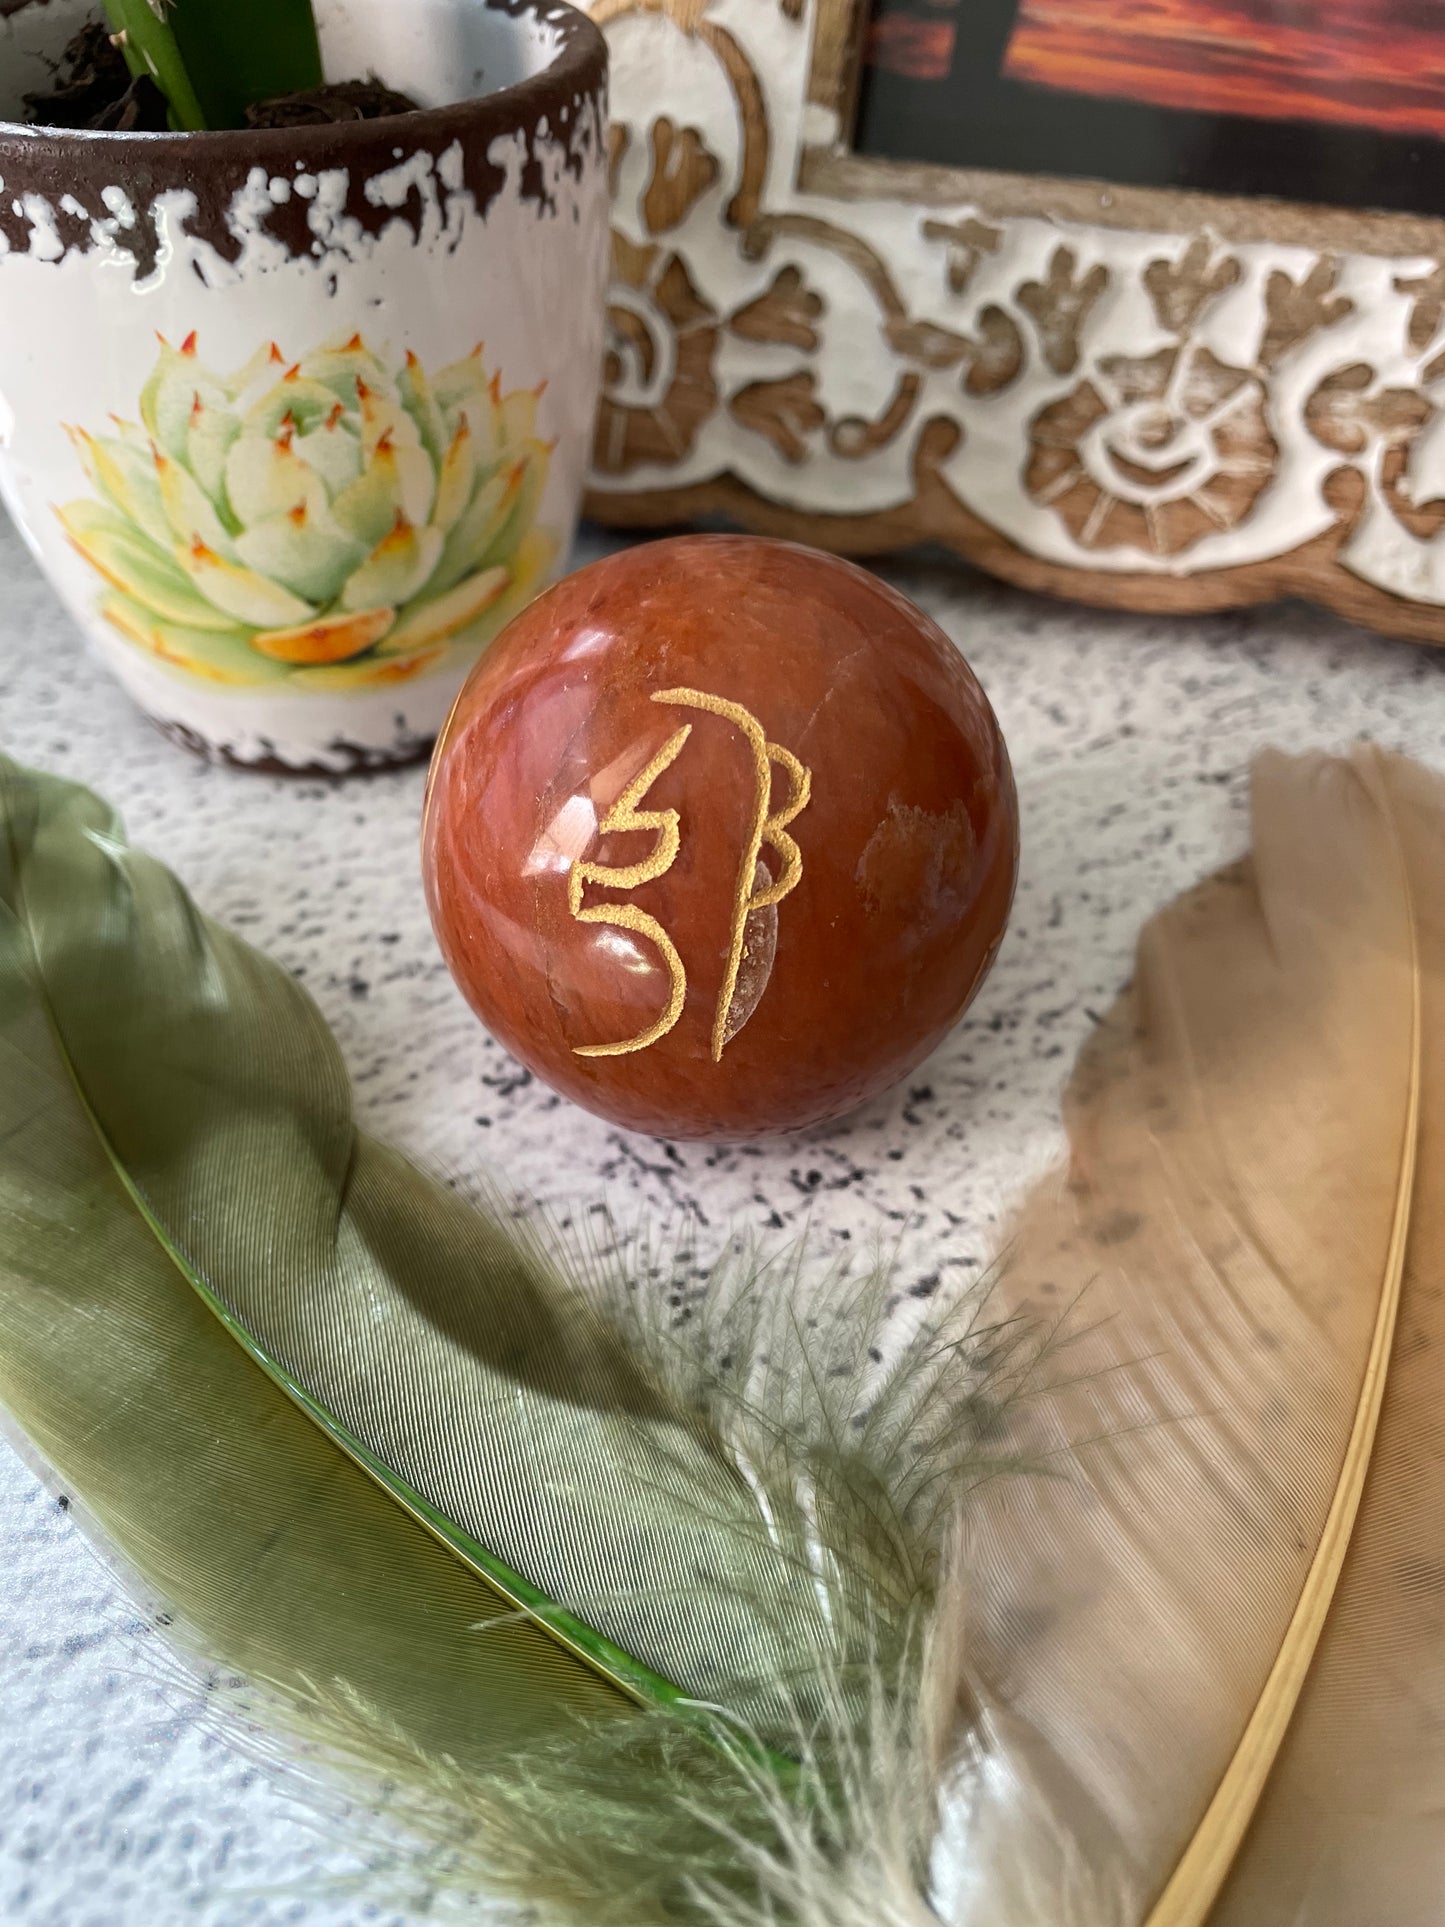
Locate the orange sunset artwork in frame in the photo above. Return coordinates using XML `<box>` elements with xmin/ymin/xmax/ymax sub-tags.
<box><xmin>857</xmin><ymin>0</ymin><xmax>1445</xmax><ymax>216</ymax></box>
<box><xmin>1005</xmin><ymin>0</ymin><xmax>1445</xmax><ymax>142</ymax></box>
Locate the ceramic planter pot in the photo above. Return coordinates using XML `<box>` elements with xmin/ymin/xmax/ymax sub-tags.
<box><xmin>0</xmin><ymin>0</ymin><xmax>608</xmax><ymax>772</ymax></box>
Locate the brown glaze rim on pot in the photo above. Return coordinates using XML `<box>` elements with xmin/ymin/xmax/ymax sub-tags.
<box><xmin>0</xmin><ymin>0</ymin><xmax>609</xmax><ymax>281</ymax></box>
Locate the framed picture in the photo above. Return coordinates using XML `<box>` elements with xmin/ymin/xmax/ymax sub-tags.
<box><xmin>583</xmin><ymin>0</ymin><xmax>1445</xmax><ymax>644</ymax></box>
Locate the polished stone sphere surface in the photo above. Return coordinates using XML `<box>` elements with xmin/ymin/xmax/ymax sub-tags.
<box><xmin>422</xmin><ymin>536</ymin><xmax>1018</xmax><ymax>1138</ymax></box>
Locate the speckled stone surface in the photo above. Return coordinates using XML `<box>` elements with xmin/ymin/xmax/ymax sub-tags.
<box><xmin>4</xmin><ymin>499</ymin><xmax>1445</xmax><ymax>1924</ymax></box>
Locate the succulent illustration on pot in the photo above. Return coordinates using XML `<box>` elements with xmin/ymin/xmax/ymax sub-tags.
<box><xmin>56</xmin><ymin>332</ymin><xmax>555</xmax><ymax>689</ymax></box>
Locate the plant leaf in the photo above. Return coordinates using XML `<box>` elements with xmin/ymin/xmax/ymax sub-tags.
<box><xmin>56</xmin><ymin>501</ymin><xmax>244</xmax><ymax>633</ymax></box>
<box><xmin>103</xmin><ymin>0</ymin><xmax>324</xmax><ymax>132</ymax></box>
<box><xmin>101</xmin><ymin>0</ymin><xmax>209</xmax><ymax>131</ymax></box>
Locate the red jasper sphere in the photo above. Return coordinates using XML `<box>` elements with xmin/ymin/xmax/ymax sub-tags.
<box><xmin>422</xmin><ymin>536</ymin><xmax>1018</xmax><ymax>1139</ymax></box>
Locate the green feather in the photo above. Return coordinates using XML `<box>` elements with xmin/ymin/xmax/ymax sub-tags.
<box><xmin>0</xmin><ymin>753</ymin><xmax>1031</xmax><ymax>1923</ymax></box>
<box><xmin>0</xmin><ymin>755</ymin><xmax>632</xmax><ymax>1766</ymax></box>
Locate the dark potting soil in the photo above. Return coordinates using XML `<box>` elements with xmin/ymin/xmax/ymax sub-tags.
<box><xmin>21</xmin><ymin>21</ymin><xmax>421</xmax><ymax>133</ymax></box>
<box><xmin>245</xmin><ymin>78</ymin><xmax>422</xmax><ymax>128</ymax></box>
<box><xmin>20</xmin><ymin>20</ymin><xmax>168</xmax><ymax>130</ymax></box>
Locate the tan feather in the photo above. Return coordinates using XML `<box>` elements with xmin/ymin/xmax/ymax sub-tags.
<box><xmin>1209</xmin><ymin>748</ymin><xmax>1445</xmax><ymax>1927</ymax></box>
<box><xmin>944</xmin><ymin>746</ymin><xmax>1422</xmax><ymax>1927</ymax></box>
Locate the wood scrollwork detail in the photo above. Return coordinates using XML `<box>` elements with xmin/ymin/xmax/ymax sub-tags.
<box><xmin>583</xmin><ymin>0</ymin><xmax>1445</xmax><ymax>647</ymax></box>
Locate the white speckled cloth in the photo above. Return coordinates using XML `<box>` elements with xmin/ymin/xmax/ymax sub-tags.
<box><xmin>4</xmin><ymin>502</ymin><xmax>1444</xmax><ymax>1924</ymax></box>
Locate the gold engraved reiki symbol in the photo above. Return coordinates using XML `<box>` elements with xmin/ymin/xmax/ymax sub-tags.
<box><xmin>569</xmin><ymin>722</ymin><xmax>693</xmax><ymax>1059</ymax></box>
<box><xmin>658</xmin><ymin>688</ymin><xmax>812</xmax><ymax>1061</ymax></box>
<box><xmin>570</xmin><ymin>686</ymin><xmax>812</xmax><ymax>1061</ymax></box>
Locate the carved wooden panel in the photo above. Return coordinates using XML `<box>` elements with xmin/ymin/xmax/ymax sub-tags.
<box><xmin>583</xmin><ymin>0</ymin><xmax>1445</xmax><ymax>645</ymax></box>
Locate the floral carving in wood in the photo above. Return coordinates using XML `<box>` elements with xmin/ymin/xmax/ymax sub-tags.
<box><xmin>584</xmin><ymin>0</ymin><xmax>1445</xmax><ymax>646</ymax></box>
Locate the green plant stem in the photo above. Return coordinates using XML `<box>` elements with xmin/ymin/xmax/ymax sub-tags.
<box><xmin>102</xmin><ymin>0</ymin><xmax>324</xmax><ymax>131</ymax></box>
<box><xmin>101</xmin><ymin>0</ymin><xmax>208</xmax><ymax>130</ymax></box>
